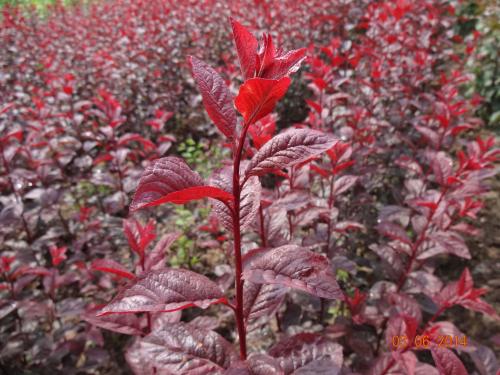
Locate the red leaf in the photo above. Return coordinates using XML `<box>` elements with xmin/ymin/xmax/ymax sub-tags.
<box><xmin>49</xmin><ymin>245</ymin><xmax>67</xmax><ymax>266</ymax></box>
<box><xmin>118</xmin><ymin>133</ymin><xmax>156</xmax><ymax>151</ymax></box>
<box><xmin>123</xmin><ymin>218</ymin><xmax>156</xmax><ymax>257</ymax></box>
<box><xmin>130</xmin><ymin>157</ymin><xmax>233</xmax><ymax>211</ymax></box>
<box><xmin>0</xmin><ymin>103</ymin><xmax>14</xmax><ymax>116</ymax></box>
<box><xmin>255</xmin><ymin>32</ymin><xmax>306</xmax><ymax>80</ymax></box>
<box><xmin>259</xmin><ymin>48</ymin><xmax>307</xmax><ymax>80</ymax></box>
<box><xmin>235</xmin><ymin>77</ymin><xmax>290</xmax><ymax>124</ymax></box>
<box><xmin>231</xmin><ymin>19</ymin><xmax>258</xmax><ymax>80</ymax></box>
<box><xmin>189</xmin><ymin>56</ymin><xmax>236</xmax><ymax>139</ymax></box>
<box><xmin>126</xmin><ymin>322</ymin><xmax>238</xmax><ymax>374</ymax></box>
<box><xmin>97</xmin><ymin>268</ymin><xmax>226</xmax><ymax>316</ymax></box>
<box><xmin>91</xmin><ymin>259</ymin><xmax>135</xmax><ymax>280</ymax></box>
<box><xmin>245</xmin><ymin>129</ymin><xmax>337</xmax><ymax>177</ymax></box>
<box><xmin>434</xmin><ymin>269</ymin><xmax>497</xmax><ymax>318</ymax></box>
<box><xmin>3</xmin><ymin>130</ymin><xmax>23</xmax><ymax>143</ymax></box>
<box><xmin>431</xmin><ymin>348</ymin><xmax>467</xmax><ymax>375</ymax></box>
<box><xmin>242</xmin><ymin>245</ymin><xmax>344</xmax><ymax>300</ymax></box>
<box><xmin>457</xmin><ymin>268</ymin><xmax>473</xmax><ymax>296</ymax></box>
<box><xmin>306</xmin><ymin>99</ymin><xmax>322</xmax><ymax>114</ymax></box>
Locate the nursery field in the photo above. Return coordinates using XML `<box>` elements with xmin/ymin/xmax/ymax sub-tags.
<box><xmin>0</xmin><ymin>0</ymin><xmax>499</xmax><ymax>374</ymax></box>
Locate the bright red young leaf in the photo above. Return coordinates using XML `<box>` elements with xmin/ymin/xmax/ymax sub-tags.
<box><xmin>123</xmin><ymin>218</ymin><xmax>156</xmax><ymax>257</ymax></box>
<box><xmin>255</xmin><ymin>33</ymin><xmax>306</xmax><ymax>80</ymax></box>
<box><xmin>235</xmin><ymin>77</ymin><xmax>291</xmax><ymax>124</ymax></box>
<box><xmin>245</xmin><ymin>129</ymin><xmax>338</xmax><ymax>177</ymax></box>
<box><xmin>126</xmin><ymin>322</ymin><xmax>238</xmax><ymax>375</ymax></box>
<box><xmin>49</xmin><ymin>245</ymin><xmax>67</xmax><ymax>266</ymax></box>
<box><xmin>189</xmin><ymin>56</ymin><xmax>236</xmax><ymax>139</ymax></box>
<box><xmin>431</xmin><ymin>348</ymin><xmax>468</xmax><ymax>375</ymax></box>
<box><xmin>242</xmin><ymin>245</ymin><xmax>344</xmax><ymax>300</ymax></box>
<box><xmin>231</xmin><ymin>18</ymin><xmax>258</xmax><ymax>80</ymax></box>
<box><xmin>97</xmin><ymin>268</ymin><xmax>226</xmax><ymax>316</ymax></box>
<box><xmin>230</xmin><ymin>19</ymin><xmax>306</xmax><ymax>81</ymax></box>
<box><xmin>91</xmin><ymin>259</ymin><xmax>136</xmax><ymax>280</ymax></box>
<box><xmin>130</xmin><ymin>157</ymin><xmax>233</xmax><ymax>211</ymax></box>
<box><xmin>434</xmin><ymin>268</ymin><xmax>498</xmax><ymax>317</ymax></box>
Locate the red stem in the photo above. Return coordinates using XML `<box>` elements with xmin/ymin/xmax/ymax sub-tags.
<box><xmin>396</xmin><ymin>187</ymin><xmax>448</xmax><ymax>291</ymax></box>
<box><xmin>231</xmin><ymin>124</ymin><xmax>251</xmax><ymax>360</ymax></box>
<box><xmin>258</xmin><ymin>203</ymin><xmax>267</xmax><ymax>248</ymax></box>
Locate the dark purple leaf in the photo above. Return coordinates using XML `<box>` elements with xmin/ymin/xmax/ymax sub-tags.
<box><xmin>376</xmin><ymin>222</ymin><xmax>411</xmax><ymax>244</ymax></box>
<box><xmin>210</xmin><ymin>165</ymin><xmax>261</xmax><ymax>231</ymax></box>
<box><xmin>97</xmin><ymin>268</ymin><xmax>226</xmax><ymax>316</ymax></box>
<box><xmin>415</xmin><ymin>362</ymin><xmax>439</xmax><ymax>375</ymax></box>
<box><xmin>468</xmin><ymin>345</ymin><xmax>499</xmax><ymax>375</ymax></box>
<box><xmin>245</xmin><ymin>129</ymin><xmax>337</xmax><ymax>178</ymax></box>
<box><xmin>126</xmin><ymin>322</ymin><xmax>237</xmax><ymax>375</ymax></box>
<box><xmin>405</xmin><ymin>271</ymin><xmax>443</xmax><ymax>296</ymax></box>
<box><xmin>243</xmin><ymin>281</ymin><xmax>288</xmax><ymax>328</ymax></box>
<box><xmin>368</xmin><ymin>244</ymin><xmax>404</xmax><ymax>276</ymax></box>
<box><xmin>333</xmin><ymin>175</ymin><xmax>358</xmax><ymax>195</ymax></box>
<box><xmin>385</xmin><ymin>314</ymin><xmax>417</xmax><ymax>351</ymax></box>
<box><xmin>248</xmin><ymin>354</ymin><xmax>284</xmax><ymax>375</ymax></box>
<box><xmin>387</xmin><ymin>292</ymin><xmax>422</xmax><ymax>324</ymax></box>
<box><xmin>431</xmin><ymin>151</ymin><xmax>453</xmax><ymax>185</ymax></box>
<box><xmin>420</xmin><ymin>231</ymin><xmax>471</xmax><ymax>259</ymax></box>
<box><xmin>242</xmin><ymin>245</ymin><xmax>343</xmax><ymax>300</ymax></box>
<box><xmin>82</xmin><ymin>306</ymin><xmax>143</xmax><ymax>335</ymax></box>
<box><xmin>130</xmin><ymin>157</ymin><xmax>233</xmax><ymax>211</ymax></box>
<box><xmin>0</xmin><ymin>300</ymin><xmax>17</xmax><ymax>320</ymax></box>
<box><xmin>145</xmin><ymin>232</ymin><xmax>181</xmax><ymax>271</ymax></box>
<box><xmin>268</xmin><ymin>333</ymin><xmax>343</xmax><ymax>375</ymax></box>
<box><xmin>189</xmin><ymin>56</ymin><xmax>236</xmax><ymax>139</ymax></box>
<box><xmin>368</xmin><ymin>352</ymin><xmax>418</xmax><ymax>375</ymax></box>
<box><xmin>223</xmin><ymin>355</ymin><xmax>283</xmax><ymax>375</ymax></box>
<box><xmin>415</xmin><ymin>125</ymin><xmax>439</xmax><ymax>148</ymax></box>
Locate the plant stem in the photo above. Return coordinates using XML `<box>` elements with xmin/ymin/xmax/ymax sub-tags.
<box><xmin>258</xmin><ymin>203</ymin><xmax>267</xmax><ymax>247</ymax></box>
<box><xmin>231</xmin><ymin>125</ymin><xmax>251</xmax><ymax>360</ymax></box>
<box><xmin>396</xmin><ymin>187</ymin><xmax>448</xmax><ymax>291</ymax></box>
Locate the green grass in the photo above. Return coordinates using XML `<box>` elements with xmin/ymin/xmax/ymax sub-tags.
<box><xmin>0</xmin><ymin>0</ymin><xmax>90</xmax><ymax>12</ymax></box>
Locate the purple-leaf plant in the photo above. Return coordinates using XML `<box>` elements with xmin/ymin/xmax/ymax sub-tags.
<box><xmin>94</xmin><ymin>20</ymin><xmax>344</xmax><ymax>374</ymax></box>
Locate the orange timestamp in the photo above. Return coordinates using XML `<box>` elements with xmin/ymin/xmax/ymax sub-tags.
<box><xmin>391</xmin><ymin>335</ymin><xmax>468</xmax><ymax>350</ymax></box>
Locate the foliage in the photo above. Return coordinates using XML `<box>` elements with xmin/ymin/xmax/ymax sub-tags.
<box><xmin>0</xmin><ymin>0</ymin><xmax>498</xmax><ymax>374</ymax></box>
